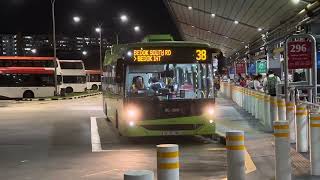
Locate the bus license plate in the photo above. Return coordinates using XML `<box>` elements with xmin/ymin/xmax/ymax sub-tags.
<box><xmin>162</xmin><ymin>131</ymin><xmax>180</xmax><ymax>136</ymax></box>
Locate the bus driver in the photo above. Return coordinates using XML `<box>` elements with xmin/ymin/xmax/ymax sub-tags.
<box><xmin>131</xmin><ymin>76</ymin><xmax>145</xmax><ymax>94</ymax></box>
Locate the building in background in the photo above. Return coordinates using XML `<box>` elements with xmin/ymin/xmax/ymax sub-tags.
<box><xmin>0</xmin><ymin>33</ymin><xmax>111</xmax><ymax>69</ymax></box>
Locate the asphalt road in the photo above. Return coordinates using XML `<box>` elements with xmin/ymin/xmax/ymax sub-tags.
<box><xmin>0</xmin><ymin>96</ymin><xmax>227</xmax><ymax>180</ymax></box>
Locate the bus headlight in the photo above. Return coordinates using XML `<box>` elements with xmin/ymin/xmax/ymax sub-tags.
<box><xmin>206</xmin><ymin>107</ymin><xmax>214</xmax><ymax>115</ymax></box>
<box><xmin>129</xmin><ymin>121</ymin><xmax>135</xmax><ymax>127</ymax></box>
<box><xmin>126</xmin><ymin>105</ymin><xmax>140</xmax><ymax>119</ymax></box>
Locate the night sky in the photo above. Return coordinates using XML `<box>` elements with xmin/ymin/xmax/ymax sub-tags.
<box><xmin>0</xmin><ymin>0</ymin><xmax>181</xmax><ymax>43</ymax></box>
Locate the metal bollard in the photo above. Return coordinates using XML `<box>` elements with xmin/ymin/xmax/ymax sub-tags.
<box><xmin>252</xmin><ymin>91</ymin><xmax>256</xmax><ymax>116</ymax></box>
<box><xmin>296</xmin><ymin>104</ymin><xmax>308</xmax><ymax>152</ymax></box>
<box><xmin>124</xmin><ymin>170</ymin><xmax>154</xmax><ymax>180</ymax></box>
<box><xmin>243</xmin><ymin>88</ymin><xmax>247</xmax><ymax>111</ymax></box>
<box><xmin>264</xmin><ymin>94</ymin><xmax>272</xmax><ymax>131</ymax></box>
<box><xmin>278</xmin><ymin>98</ymin><xmax>286</xmax><ymax>121</ymax></box>
<box><xmin>255</xmin><ymin>92</ymin><xmax>259</xmax><ymax>119</ymax></box>
<box><xmin>270</xmin><ymin>96</ymin><xmax>279</xmax><ymax>122</ymax></box>
<box><xmin>259</xmin><ymin>92</ymin><xmax>264</xmax><ymax>122</ymax></box>
<box><xmin>157</xmin><ymin>144</ymin><xmax>179</xmax><ymax>180</ymax></box>
<box><xmin>310</xmin><ymin>113</ymin><xmax>320</xmax><ymax>175</ymax></box>
<box><xmin>286</xmin><ymin>102</ymin><xmax>296</xmax><ymax>143</ymax></box>
<box><xmin>273</xmin><ymin>121</ymin><xmax>291</xmax><ymax>180</ymax></box>
<box><xmin>248</xmin><ymin>89</ymin><xmax>252</xmax><ymax>114</ymax></box>
<box><xmin>226</xmin><ymin>131</ymin><xmax>245</xmax><ymax>180</ymax></box>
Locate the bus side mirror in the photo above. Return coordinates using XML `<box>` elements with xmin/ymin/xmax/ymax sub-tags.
<box><xmin>115</xmin><ymin>59</ymin><xmax>124</xmax><ymax>83</ymax></box>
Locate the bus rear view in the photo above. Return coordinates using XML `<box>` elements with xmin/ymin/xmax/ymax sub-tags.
<box><xmin>103</xmin><ymin>35</ymin><xmax>220</xmax><ymax>137</ymax></box>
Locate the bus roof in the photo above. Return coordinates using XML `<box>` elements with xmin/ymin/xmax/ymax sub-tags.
<box><xmin>86</xmin><ymin>70</ymin><xmax>102</xmax><ymax>74</ymax></box>
<box><xmin>0</xmin><ymin>56</ymin><xmax>54</xmax><ymax>61</ymax></box>
<box><xmin>58</xmin><ymin>60</ymin><xmax>83</xmax><ymax>63</ymax></box>
<box><xmin>0</xmin><ymin>67</ymin><xmax>54</xmax><ymax>74</ymax></box>
<box><xmin>104</xmin><ymin>41</ymin><xmax>221</xmax><ymax>65</ymax></box>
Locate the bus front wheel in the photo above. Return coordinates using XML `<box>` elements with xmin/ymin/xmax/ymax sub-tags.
<box><xmin>66</xmin><ymin>87</ymin><xmax>73</xmax><ymax>93</ymax></box>
<box><xmin>23</xmin><ymin>91</ymin><xmax>34</xmax><ymax>99</ymax></box>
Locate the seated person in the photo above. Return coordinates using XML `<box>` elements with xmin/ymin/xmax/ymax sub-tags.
<box><xmin>131</xmin><ymin>76</ymin><xmax>145</xmax><ymax>94</ymax></box>
<box><xmin>149</xmin><ymin>77</ymin><xmax>163</xmax><ymax>92</ymax></box>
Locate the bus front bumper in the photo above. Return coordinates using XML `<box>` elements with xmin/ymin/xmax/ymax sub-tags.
<box><xmin>122</xmin><ymin>116</ymin><xmax>215</xmax><ymax>137</ymax></box>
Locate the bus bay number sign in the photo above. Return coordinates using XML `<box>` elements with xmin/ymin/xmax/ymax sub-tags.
<box><xmin>288</xmin><ymin>41</ymin><xmax>312</xmax><ymax>69</ymax></box>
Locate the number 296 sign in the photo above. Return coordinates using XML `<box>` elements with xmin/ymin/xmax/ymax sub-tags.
<box><xmin>288</xmin><ymin>41</ymin><xmax>312</xmax><ymax>69</ymax></box>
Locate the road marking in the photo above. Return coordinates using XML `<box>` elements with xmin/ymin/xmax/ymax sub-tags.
<box><xmin>245</xmin><ymin>149</ymin><xmax>257</xmax><ymax>173</ymax></box>
<box><xmin>90</xmin><ymin>117</ymin><xmax>102</xmax><ymax>152</ymax></box>
<box><xmin>97</xmin><ymin>149</ymin><xmax>141</xmax><ymax>152</ymax></box>
<box><xmin>82</xmin><ymin>169</ymin><xmax>120</xmax><ymax>178</ymax></box>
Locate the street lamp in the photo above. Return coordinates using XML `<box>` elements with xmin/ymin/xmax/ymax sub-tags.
<box><xmin>31</xmin><ymin>49</ymin><xmax>37</xmax><ymax>54</ymax></box>
<box><xmin>120</xmin><ymin>14</ymin><xmax>128</xmax><ymax>23</ymax></box>
<box><xmin>134</xmin><ymin>25</ymin><xmax>140</xmax><ymax>32</ymax></box>
<box><xmin>51</xmin><ymin>0</ymin><xmax>58</xmax><ymax>96</ymax></box>
<box><xmin>73</xmin><ymin>16</ymin><xmax>81</xmax><ymax>23</ymax></box>
<box><xmin>95</xmin><ymin>26</ymin><xmax>103</xmax><ymax>72</ymax></box>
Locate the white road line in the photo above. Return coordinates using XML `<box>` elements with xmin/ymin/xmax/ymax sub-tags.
<box><xmin>82</xmin><ymin>169</ymin><xmax>120</xmax><ymax>178</ymax></box>
<box><xmin>90</xmin><ymin>117</ymin><xmax>102</xmax><ymax>152</ymax></box>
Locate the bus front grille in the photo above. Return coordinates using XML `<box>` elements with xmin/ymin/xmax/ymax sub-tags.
<box><xmin>140</xmin><ymin>124</ymin><xmax>203</xmax><ymax>131</ymax></box>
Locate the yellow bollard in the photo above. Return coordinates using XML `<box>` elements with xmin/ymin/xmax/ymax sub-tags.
<box><xmin>157</xmin><ymin>144</ymin><xmax>179</xmax><ymax>180</ymax></box>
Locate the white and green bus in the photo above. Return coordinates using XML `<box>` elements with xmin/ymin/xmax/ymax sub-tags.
<box><xmin>102</xmin><ymin>35</ymin><xmax>220</xmax><ymax>137</ymax></box>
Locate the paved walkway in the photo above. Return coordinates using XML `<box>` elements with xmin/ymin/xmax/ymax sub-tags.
<box><xmin>215</xmin><ymin>95</ymin><xmax>315</xmax><ymax>180</ymax></box>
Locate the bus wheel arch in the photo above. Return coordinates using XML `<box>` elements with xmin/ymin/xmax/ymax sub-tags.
<box><xmin>91</xmin><ymin>84</ymin><xmax>98</xmax><ymax>90</ymax></box>
<box><xmin>23</xmin><ymin>90</ymin><xmax>34</xmax><ymax>98</ymax></box>
<box><xmin>66</xmin><ymin>87</ymin><xmax>73</xmax><ymax>93</ymax></box>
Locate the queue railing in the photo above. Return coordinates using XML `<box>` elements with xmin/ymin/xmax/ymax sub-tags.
<box><xmin>220</xmin><ymin>81</ymin><xmax>320</xmax><ymax>176</ymax></box>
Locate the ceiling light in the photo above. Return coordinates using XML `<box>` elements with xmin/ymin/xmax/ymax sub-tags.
<box><xmin>225</xmin><ymin>36</ymin><xmax>229</xmax><ymax>39</ymax></box>
<box><xmin>188</xmin><ymin>6</ymin><xmax>192</xmax><ymax>10</ymax></box>
<box><xmin>211</xmin><ymin>13</ymin><xmax>215</xmax><ymax>17</ymax></box>
<box><xmin>207</xmin><ymin>30</ymin><xmax>211</xmax><ymax>33</ymax></box>
<box><xmin>241</xmin><ymin>41</ymin><xmax>245</xmax><ymax>44</ymax></box>
<box><xmin>234</xmin><ymin>20</ymin><xmax>239</xmax><ymax>24</ymax></box>
<box><xmin>291</xmin><ymin>0</ymin><xmax>300</xmax><ymax>4</ymax></box>
<box><xmin>258</xmin><ymin>28</ymin><xmax>262</xmax><ymax>31</ymax></box>
<box><xmin>191</xmin><ymin>25</ymin><xmax>195</xmax><ymax>28</ymax></box>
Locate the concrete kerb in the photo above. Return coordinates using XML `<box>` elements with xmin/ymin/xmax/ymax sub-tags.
<box><xmin>18</xmin><ymin>92</ymin><xmax>102</xmax><ymax>102</ymax></box>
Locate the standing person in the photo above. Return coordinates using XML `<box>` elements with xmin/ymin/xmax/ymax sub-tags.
<box><xmin>254</xmin><ymin>74</ymin><xmax>264</xmax><ymax>92</ymax></box>
<box><xmin>263</xmin><ymin>70</ymin><xmax>281</xmax><ymax>96</ymax></box>
<box><xmin>247</xmin><ymin>75</ymin><xmax>254</xmax><ymax>89</ymax></box>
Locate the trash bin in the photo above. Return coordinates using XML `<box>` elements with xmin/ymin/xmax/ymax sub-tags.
<box><xmin>60</xmin><ymin>88</ymin><xmax>66</xmax><ymax>97</ymax></box>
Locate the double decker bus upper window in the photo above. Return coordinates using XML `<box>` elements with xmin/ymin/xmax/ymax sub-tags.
<box><xmin>60</xmin><ymin>62</ymin><xmax>83</xmax><ymax>69</ymax></box>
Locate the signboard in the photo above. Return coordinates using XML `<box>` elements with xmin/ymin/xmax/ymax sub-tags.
<box><xmin>247</xmin><ymin>63</ymin><xmax>256</xmax><ymax>75</ymax></box>
<box><xmin>235</xmin><ymin>63</ymin><xmax>246</xmax><ymax>74</ymax></box>
<box><xmin>256</xmin><ymin>60</ymin><xmax>267</xmax><ymax>74</ymax></box>
<box><xmin>125</xmin><ymin>47</ymin><xmax>212</xmax><ymax>64</ymax></box>
<box><xmin>229</xmin><ymin>67</ymin><xmax>235</xmax><ymax>75</ymax></box>
<box><xmin>288</xmin><ymin>41</ymin><xmax>312</xmax><ymax>69</ymax></box>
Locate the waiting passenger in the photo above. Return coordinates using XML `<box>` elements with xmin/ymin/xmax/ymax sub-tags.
<box><xmin>253</xmin><ymin>74</ymin><xmax>264</xmax><ymax>92</ymax></box>
<box><xmin>263</xmin><ymin>70</ymin><xmax>281</xmax><ymax>96</ymax></box>
<box><xmin>150</xmin><ymin>77</ymin><xmax>163</xmax><ymax>92</ymax></box>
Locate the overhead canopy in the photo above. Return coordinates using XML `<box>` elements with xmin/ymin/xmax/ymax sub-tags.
<box><xmin>165</xmin><ymin>0</ymin><xmax>310</xmax><ymax>57</ymax></box>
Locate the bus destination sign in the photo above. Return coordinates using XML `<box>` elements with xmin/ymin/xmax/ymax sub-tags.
<box><xmin>133</xmin><ymin>49</ymin><xmax>172</xmax><ymax>62</ymax></box>
<box><xmin>126</xmin><ymin>47</ymin><xmax>210</xmax><ymax>63</ymax></box>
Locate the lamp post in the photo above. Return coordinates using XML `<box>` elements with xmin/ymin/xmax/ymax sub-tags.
<box><xmin>51</xmin><ymin>0</ymin><xmax>58</xmax><ymax>95</ymax></box>
<box><xmin>95</xmin><ymin>27</ymin><xmax>103</xmax><ymax>72</ymax></box>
